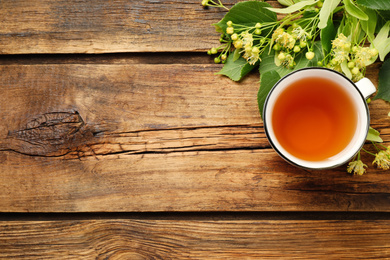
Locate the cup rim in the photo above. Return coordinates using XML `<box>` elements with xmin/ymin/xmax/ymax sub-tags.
<box><xmin>262</xmin><ymin>67</ymin><xmax>370</xmax><ymax>170</ymax></box>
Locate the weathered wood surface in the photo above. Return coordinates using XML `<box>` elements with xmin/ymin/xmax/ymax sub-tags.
<box><xmin>1</xmin><ymin>0</ymin><xmax>390</xmax><ymax>258</ymax></box>
<box><xmin>0</xmin><ymin>0</ymin><xmax>239</xmax><ymax>54</ymax></box>
<box><xmin>1</xmin><ymin>219</ymin><xmax>390</xmax><ymax>259</ymax></box>
<box><xmin>1</xmin><ymin>63</ymin><xmax>389</xmax><ymax>212</ymax></box>
<box><xmin>0</xmin><ymin>0</ymin><xmax>287</xmax><ymax>54</ymax></box>
<box><xmin>2</xmin><ymin>0</ymin><xmax>390</xmax><ymax>259</ymax></box>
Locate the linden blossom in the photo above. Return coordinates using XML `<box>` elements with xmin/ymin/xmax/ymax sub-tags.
<box><xmin>347</xmin><ymin>160</ymin><xmax>367</xmax><ymax>175</ymax></box>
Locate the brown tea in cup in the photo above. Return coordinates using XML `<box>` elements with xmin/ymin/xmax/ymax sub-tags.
<box><xmin>271</xmin><ymin>76</ymin><xmax>357</xmax><ymax>161</ymax></box>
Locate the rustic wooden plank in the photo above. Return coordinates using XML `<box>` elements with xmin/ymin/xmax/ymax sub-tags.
<box><xmin>1</xmin><ymin>219</ymin><xmax>390</xmax><ymax>259</ymax></box>
<box><xmin>0</xmin><ymin>53</ymin><xmax>211</xmax><ymax>65</ymax></box>
<box><xmin>2</xmin><ymin>148</ymin><xmax>390</xmax><ymax>212</ymax></box>
<box><xmin>0</xmin><ymin>63</ymin><xmax>386</xmax><ymax>156</ymax></box>
<box><xmin>0</xmin><ymin>63</ymin><xmax>263</xmax><ymax>155</ymax></box>
<box><xmin>0</xmin><ymin>0</ymin><xmax>245</xmax><ymax>54</ymax></box>
<box><xmin>0</xmin><ymin>63</ymin><xmax>389</xmax><ymax>212</ymax></box>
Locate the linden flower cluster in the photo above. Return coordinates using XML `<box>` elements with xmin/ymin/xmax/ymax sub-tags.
<box><xmin>231</xmin><ymin>23</ymin><xmax>264</xmax><ymax>65</ymax></box>
<box><xmin>272</xmin><ymin>25</ymin><xmax>315</xmax><ymax>69</ymax></box>
<box><xmin>349</xmin><ymin>145</ymin><xmax>390</xmax><ymax>175</ymax></box>
<box><xmin>208</xmin><ymin>21</ymin><xmax>269</xmax><ymax>65</ymax></box>
<box><xmin>208</xmin><ymin>20</ymin><xmax>318</xmax><ymax>68</ymax></box>
<box><xmin>347</xmin><ymin>159</ymin><xmax>367</xmax><ymax>176</ymax></box>
<box><xmin>325</xmin><ymin>33</ymin><xmax>379</xmax><ymax>82</ymax></box>
<box><xmin>205</xmin><ymin>0</ymin><xmax>323</xmax><ymax>68</ymax></box>
<box><xmin>372</xmin><ymin>146</ymin><xmax>390</xmax><ymax>170</ymax></box>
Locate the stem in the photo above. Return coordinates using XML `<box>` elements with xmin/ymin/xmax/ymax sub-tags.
<box><xmin>218</xmin><ymin>0</ymin><xmax>229</xmax><ymax>10</ymax></box>
<box><xmin>278</xmin><ymin>11</ymin><xmax>304</xmax><ymax>29</ymax></box>
<box><xmin>361</xmin><ymin>147</ymin><xmax>376</xmax><ymax>157</ymax></box>
<box><xmin>371</xmin><ymin>141</ymin><xmax>381</xmax><ymax>152</ymax></box>
<box><xmin>209</xmin><ymin>0</ymin><xmax>228</xmax><ymax>10</ymax></box>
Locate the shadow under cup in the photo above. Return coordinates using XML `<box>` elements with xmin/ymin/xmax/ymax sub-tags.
<box><xmin>263</xmin><ymin>68</ymin><xmax>372</xmax><ymax>170</ymax></box>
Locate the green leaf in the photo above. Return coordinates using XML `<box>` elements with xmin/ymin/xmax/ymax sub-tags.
<box><xmin>278</xmin><ymin>0</ymin><xmax>295</xmax><ymax>6</ymax></box>
<box><xmin>216</xmin><ymin>54</ymin><xmax>256</xmax><ymax>81</ymax></box>
<box><xmin>343</xmin><ymin>0</ymin><xmax>368</xmax><ymax>20</ymax></box>
<box><xmin>372</xmin><ymin>21</ymin><xmax>390</xmax><ymax>61</ymax></box>
<box><xmin>232</xmin><ymin>48</ymin><xmax>241</xmax><ymax>61</ymax></box>
<box><xmin>320</xmin><ymin>19</ymin><xmax>336</xmax><ymax>55</ymax></box>
<box><xmin>366</xmin><ymin>127</ymin><xmax>383</xmax><ymax>142</ymax></box>
<box><xmin>340</xmin><ymin>60</ymin><xmax>352</xmax><ymax>79</ymax></box>
<box><xmin>360</xmin><ymin>7</ymin><xmax>378</xmax><ymax>42</ymax></box>
<box><xmin>338</xmin><ymin>18</ymin><xmax>351</xmax><ymax>36</ymax></box>
<box><xmin>356</xmin><ymin>0</ymin><xmax>390</xmax><ymax>10</ymax></box>
<box><xmin>348</xmin><ymin>16</ymin><xmax>366</xmax><ymax>43</ymax></box>
<box><xmin>377</xmin><ymin>10</ymin><xmax>390</xmax><ymax>33</ymax></box>
<box><xmin>318</xmin><ymin>0</ymin><xmax>341</xmax><ymax>29</ymax></box>
<box><xmin>373</xmin><ymin>57</ymin><xmax>390</xmax><ymax>101</ymax></box>
<box><xmin>259</xmin><ymin>41</ymin><xmax>324</xmax><ymax>78</ymax></box>
<box><xmin>215</xmin><ymin>1</ymin><xmax>277</xmax><ymax>33</ymax></box>
<box><xmin>266</xmin><ymin>0</ymin><xmax>318</xmax><ymax>13</ymax></box>
<box><xmin>214</xmin><ymin>24</ymin><xmax>224</xmax><ymax>34</ymax></box>
<box><xmin>258</xmin><ymin>70</ymin><xmax>281</xmax><ymax>119</ymax></box>
<box><xmin>337</xmin><ymin>13</ymin><xmax>363</xmax><ymax>42</ymax></box>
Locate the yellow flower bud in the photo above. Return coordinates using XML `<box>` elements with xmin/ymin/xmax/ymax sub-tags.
<box><xmin>347</xmin><ymin>61</ymin><xmax>355</xmax><ymax>69</ymax></box>
<box><xmin>293</xmin><ymin>46</ymin><xmax>301</xmax><ymax>53</ymax></box>
<box><xmin>352</xmin><ymin>67</ymin><xmax>360</xmax><ymax>75</ymax></box>
<box><xmin>226</xmin><ymin>27</ymin><xmax>234</xmax><ymax>35</ymax></box>
<box><xmin>231</xmin><ymin>33</ymin><xmax>238</xmax><ymax>41</ymax></box>
<box><xmin>305</xmin><ymin>51</ymin><xmax>315</xmax><ymax>60</ymax></box>
<box><xmin>233</xmin><ymin>40</ymin><xmax>243</xmax><ymax>49</ymax></box>
<box><xmin>278</xmin><ymin>52</ymin><xmax>286</xmax><ymax>60</ymax></box>
<box><xmin>252</xmin><ymin>46</ymin><xmax>260</xmax><ymax>54</ymax></box>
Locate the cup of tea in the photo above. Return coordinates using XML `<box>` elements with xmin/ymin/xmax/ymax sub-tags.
<box><xmin>262</xmin><ymin>67</ymin><xmax>376</xmax><ymax>169</ymax></box>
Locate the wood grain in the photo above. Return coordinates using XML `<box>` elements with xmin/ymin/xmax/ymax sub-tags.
<box><xmin>0</xmin><ymin>63</ymin><xmax>389</xmax><ymax>212</ymax></box>
<box><xmin>1</xmin><ymin>219</ymin><xmax>390</xmax><ymax>259</ymax></box>
<box><xmin>2</xmin><ymin>0</ymin><xmax>389</xmax><ymax>257</ymax></box>
<box><xmin>0</xmin><ymin>0</ymin><xmax>240</xmax><ymax>54</ymax></box>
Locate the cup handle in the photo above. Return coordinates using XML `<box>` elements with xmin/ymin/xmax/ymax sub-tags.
<box><xmin>355</xmin><ymin>78</ymin><xmax>376</xmax><ymax>99</ymax></box>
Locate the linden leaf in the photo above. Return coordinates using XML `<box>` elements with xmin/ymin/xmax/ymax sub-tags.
<box><xmin>360</xmin><ymin>7</ymin><xmax>378</xmax><ymax>42</ymax></box>
<box><xmin>366</xmin><ymin>127</ymin><xmax>383</xmax><ymax>142</ymax></box>
<box><xmin>258</xmin><ymin>70</ymin><xmax>281</xmax><ymax>119</ymax></box>
<box><xmin>373</xmin><ymin>57</ymin><xmax>390</xmax><ymax>102</ymax></box>
<box><xmin>377</xmin><ymin>10</ymin><xmax>390</xmax><ymax>32</ymax></box>
<box><xmin>372</xmin><ymin>21</ymin><xmax>390</xmax><ymax>61</ymax></box>
<box><xmin>216</xmin><ymin>54</ymin><xmax>256</xmax><ymax>81</ymax></box>
<box><xmin>343</xmin><ymin>0</ymin><xmax>368</xmax><ymax>20</ymax></box>
<box><xmin>278</xmin><ymin>0</ymin><xmax>308</xmax><ymax>6</ymax></box>
<box><xmin>266</xmin><ymin>0</ymin><xmax>318</xmax><ymax>14</ymax></box>
<box><xmin>318</xmin><ymin>0</ymin><xmax>341</xmax><ymax>29</ymax></box>
<box><xmin>232</xmin><ymin>48</ymin><xmax>241</xmax><ymax>61</ymax></box>
<box><xmin>356</xmin><ymin>0</ymin><xmax>390</xmax><ymax>10</ymax></box>
<box><xmin>341</xmin><ymin>60</ymin><xmax>352</xmax><ymax>79</ymax></box>
<box><xmin>215</xmin><ymin>1</ymin><xmax>277</xmax><ymax>33</ymax></box>
<box><xmin>320</xmin><ymin>18</ymin><xmax>336</xmax><ymax>55</ymax></box>
<box><xmin>278</xmin><ymin>0</ymin><xmax>295</xmax><ymax>6</ymax></box>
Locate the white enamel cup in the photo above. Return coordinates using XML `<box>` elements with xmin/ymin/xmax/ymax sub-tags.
<box><xmin>262</xmin><ymin>68</ymin><xmax>376</xmax><ymax>169</ymax></box>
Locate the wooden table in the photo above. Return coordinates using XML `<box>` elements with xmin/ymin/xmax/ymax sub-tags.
<box><xmin>1</xmin><ymin>0</ymin><xmax>390</xmax><ymax>258</ymax></box>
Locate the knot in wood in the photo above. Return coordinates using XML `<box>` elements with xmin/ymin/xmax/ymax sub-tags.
<box><xmin>10</xmin><ymin>112</ymin><xmax>84</xmax><ymax>145</ymax></box>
